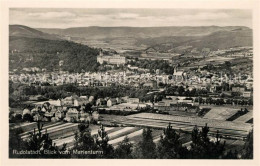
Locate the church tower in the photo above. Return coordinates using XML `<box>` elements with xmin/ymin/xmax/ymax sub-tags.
<box><xmin>99</xmin><ymin>49</ymin><xmax>103</xmax><ymax>56</ymax></box>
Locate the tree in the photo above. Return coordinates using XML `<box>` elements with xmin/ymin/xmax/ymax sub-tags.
<box><xmin>206</xmin><ymin>97</ymin><xmax>213</xmax><ymax>105</ymax></box>
<box><xmin>134</xmin><ymin>128</ymin><xmax>157</xmax><ymax>159</ymax></box>
<box><xmin>189</xmin><ymin>124</ymin><xmax>226</xmax><ymax>159</ymax></box>
<box><xmin>222</xmin><ymin>150</ymin><xmax>238</xmax><ymax>159</ymax></box>
<box><xmin>177</xmin><ymin>86</ymin><xmax>185</xmax><ymax>96</ymax></box>
<box><xmin>157</xmin><ymin>123</ymin><xmax>188</xmax><ymax>159</ymax></box>
<box><xmin>224</xmin><ymin>61</ymin><xmax>232</xmax><ymax>69</ymax></box>
<box><xmin>23</xmin><ymin>113</ymin><xmax>33</xmax><ymax>122</ymax></box>
<box><xmin>9</xmin><ymin>128</ymin><xmax>25</xmax><ymax>158</ymax></box>
<box><xmin>114</xmin><ymin>136</ymin><xmax>133</xmax><ymax>159</ymax></box>
<box><xmin>242</xmin><ymin>130</ymin><xmax>253</xmax><ymax>159</ymax></box>
<box><xmin>95</xmin><ymin>125</ymin><xmax>114</xmax><ymax>158</ymax></box>
<box><xmin>198</xmin><ymin>97</ymin><xmax>203</xmax><ymax>104</ymax></box>
<box><xmin>14</xmin><ymin>113</ymin><xmax>23</xmax><ymax>122</ymax></box>
<box><xmin>23</xmin><ymin>121</ymin><xmax>68</xmax><ymax>158</ymax></box>
<box><xmin>73</xmin><ymin>123</ymin><xmax>97</xmax><ymax>158</ymax></box>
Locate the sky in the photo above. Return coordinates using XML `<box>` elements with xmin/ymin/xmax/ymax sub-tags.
<box><xmin>9</xmin><ymin>8</ymin><xmax>252</xmax><ymax>29</ymax></box>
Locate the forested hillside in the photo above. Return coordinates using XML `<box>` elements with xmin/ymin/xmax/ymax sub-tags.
<box><xmin>136</xmin><ymin>29</ymin><xmax>252</xmax><ymax>52</ymax></box>
<box><xmin>9</xmin><ymin>36</ymin><xmax>99</xmax><ymax>72</ymax></box>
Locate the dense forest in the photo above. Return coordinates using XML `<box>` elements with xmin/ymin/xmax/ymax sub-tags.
<box><xmin>9</xmin><ymin>36</ymin><xmax>100</xmax><ymax>72</ymax></box>
<box><xmin>127</xmin><ymin>59</ymin><xmax>175</xmax><ymax>74</ymax></box>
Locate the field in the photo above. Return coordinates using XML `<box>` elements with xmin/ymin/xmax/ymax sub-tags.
<box><xmin>233</xmin><ymin>111</ymin><xmax>253</xmax><ymax>123</ymax></box>
<box><xmin>10</xmin><ymin>121</ymin><xmax>245</xmax><ymax>153</ymax></box>
<box><xmin>116</xmin><ymin>113</ymin><xmax>252</xmax><ymax>139</ymax></box>
<box><xmin>205</xmin><ymin>56</ymin><xmax>234</xmax><ymax>62</ymax></box>
<box><xmin>203</xmin><ymin>106</ymin><xmax>239</xmax><ymax>120</ymax></box>
<box><xmin>10</xmin><ymin>122</ymin><xmax>163</xmax><ymax>150</ymax></box>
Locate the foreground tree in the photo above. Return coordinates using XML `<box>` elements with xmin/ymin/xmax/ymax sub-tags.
<box><xmin>9</xmin><ymin>127</ymin><xmax>25</xmax><ymax>158</ymax></box>
<box><xmin>72</xmin><ymin>123</ymin><xmax>97</xmax><ymax>158</ymax></box>
<box><xmin>222</xmin><ymin>150</ymin><xmax>238</xmax><ymax>159</ymax></box>
<box><xmin>95</xmin><ymin>125</ymin><xmax>114</xmax><ymax>158</ymax></box>
<box><xmin>133</xmin><ymin>128</ymin><xmax>157</xmax><ymax>159</ymax></box>
<box><xmin>23</xmin><ymin>121</ymin><xmax>68</xmax><ymax>158</ymax></box>
<box><xmin>157</xmin><ymin>123</ymin><xmax>188</xmax><ymax>159</ymax></box>
<box><xmin>242</xmin><ymin>130</ymin><xmax>253</xmax><ymax>159</ymax></box>
<box><xmin>189</xmin><ymin>124</ymin><xmax>226</xmax><ymax>159</ymax></box>
<box><xmin>114</xmin><ymin>136</ymin><xmax>133</xmax><ymax>159</ymax></box>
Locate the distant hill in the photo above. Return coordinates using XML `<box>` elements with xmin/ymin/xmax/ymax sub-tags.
<box><xmin>10</xmin><ymin>25</ymin><xmax>61</xmax><ymax>40</ymax></box>
<box><xmin>9</xmin><ymin>25</ymin><xmax>253</xmax><ymax>72</ymax></box>
<box><xmin>138</xmin><ymin>28</ymin><xmax>253</xmax><ymax>52</ymax></box>
<box><xmin>38</xmin><ymin>26</ymin><xmax>253</xmax><ymax>53</ymax></box>
<box><xmin>37</xmin><ymin>26</ymin><xmax>252</xmax><ymax>39</ymax></box>
<box><xmin>187</xmin><ymin>29</ymin><xmax>252</xmax><ymax>51</ymax></box>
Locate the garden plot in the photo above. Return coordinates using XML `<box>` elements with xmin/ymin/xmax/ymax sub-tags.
<box><xmin>11</xmin><ymin>122</ymin><xmax>62</xmax><ymax>133</ymax></box>
<box><xmin>123</xmin><ymin>113</ymin><xmax>252</xmax><ymax>139</ymax></box>
<box><xmin>10</xmin><ymin>122</ymin><xmax>37</xmax><ymax>130</ymax></box>
<box><xmin>108</xmin><ymin>129</ymin><xmax>144</xmax><ymax>145</ymax></box>
<box><xmin>108</xmin><ymin>127</ymin><xmax>137</xmax><ymax>140</ymax></box>
<box><xmin>11</xmin><ymin>121</ymin><xmax>246</xmax><ymax>152</ymax></box>
<box><xmin>21</xmin><ymin>123</ymin><xmax>78</xmax><ymax>139</ymax></box>
<box><xmin>19</xmin><ymin>122</ymin><xmax>68</xmax><ymax>138</ymax></box>
<box><xmin>234</xmin><ymin>111</ymin><xmax>253</xmax><ymax>123</ymax></box>
<box><xmin>54</xmin><ymin>127</ymin><xmax>114</xmax><ymax>148</ymax></box>
<box><xmin>203</xmin><ymin>107</ymin><xmax>238</xmax><ymax>120</ymax></box>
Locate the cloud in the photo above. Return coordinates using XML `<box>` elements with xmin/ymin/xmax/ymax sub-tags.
<box><xmin>117</xmin><ymin>13</ymin><xmax>140</xmax><ymax>19</ymax></box>
<box><xmin>28</xmin><ymin>11</ymin><xmax>77</xmax><ymax>19</ymax></box>
<box><xmin>9</xmin><ymin>9</ymin><xmax>252</xmax><ymax>28</ymax></box>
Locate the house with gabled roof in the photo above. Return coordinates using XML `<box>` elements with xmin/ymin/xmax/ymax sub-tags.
<box><xmin>107</xmin><ymin>98</ymin><xmax>117</xmax><ymax>107</ymax></box>
<box><xmin>64</xmin><ymin>108</ymin><xmax>79</xmax><ymax>122</ymax></box>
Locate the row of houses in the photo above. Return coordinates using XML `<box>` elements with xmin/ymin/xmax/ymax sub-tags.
<box><xmin>22</xmin><ymin>102</ymin><xmax>99</xmax><ymax>123</ymax></box>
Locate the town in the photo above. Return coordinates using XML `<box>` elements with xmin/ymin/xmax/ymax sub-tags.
<box><xmin>9</xmin><ymin>45</ymin><xmax>253</xmax><ymax>159</ymax></box>
<box><xmin>8</xmin><ymin>8</ymin><xmax>254</xmax><ymax>159</ymax></box>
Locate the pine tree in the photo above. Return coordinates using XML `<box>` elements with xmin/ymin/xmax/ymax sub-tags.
<box><xmin>24</xmin><ymin>121</ymin><xmax>68</xmax><ymax>158</ymax></box>
<box><xmin>95</xmin><ymin>124</ymin><xmax>114</xmax><ymax>158</ymax></box>
<box><xmin>72</xmin><ymin>123</ymin><xmax>97</xmax><ymax>158</ymax></box>
<box><xmin>242</xmin><ymin>130</ymin><xmax>253</xmax><ymax>159</ymax></box>
<box><xmin>157</xmin><ymin>123</ymin><xmax>188</xmax><ymax>158</ymax></box>
<box><xmin>134</xmin><ymin>128</ymin><xmax>157</xmax><ymax>159</ymax></box>
<box><xmin>189</xmin><ymin>124</ymin><xmax>225</xmax><ymax>159</ymax></box>
<box><xmin>114</xmin><ymin>136</ymin><xmax>133</xmax><ymax>159</ymax></box>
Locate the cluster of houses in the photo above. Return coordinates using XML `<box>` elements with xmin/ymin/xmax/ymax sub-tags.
<box><xmin>19</xmin><ymin>95</ymin><xmax>154</xmax><ymax>122</ymax></box>
<box><xmin>21</xmin><ymin>104</ymin><xmax>99</xmax><ymax>123</ymax></box>
<box><xmin>9</xmin><ymin>66</ymin><xmax>253</xmax><ymax>95</ymax></box>
<box><xmin>20</xmin><ymin>96</ymin><xmax>100</xmax><ymax>123</ymax></box>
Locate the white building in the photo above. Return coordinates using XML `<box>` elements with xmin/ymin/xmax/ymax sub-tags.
<box><xmin>97</xmin><ymin>51</ymin><xmax>126</xmax><ymax>65</ymax></box>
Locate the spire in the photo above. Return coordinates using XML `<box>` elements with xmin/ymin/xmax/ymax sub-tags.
<box><xmin>99</xmin><ymin>49</ymin><xmax>103</xmax><ymax>56</ymax></box>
